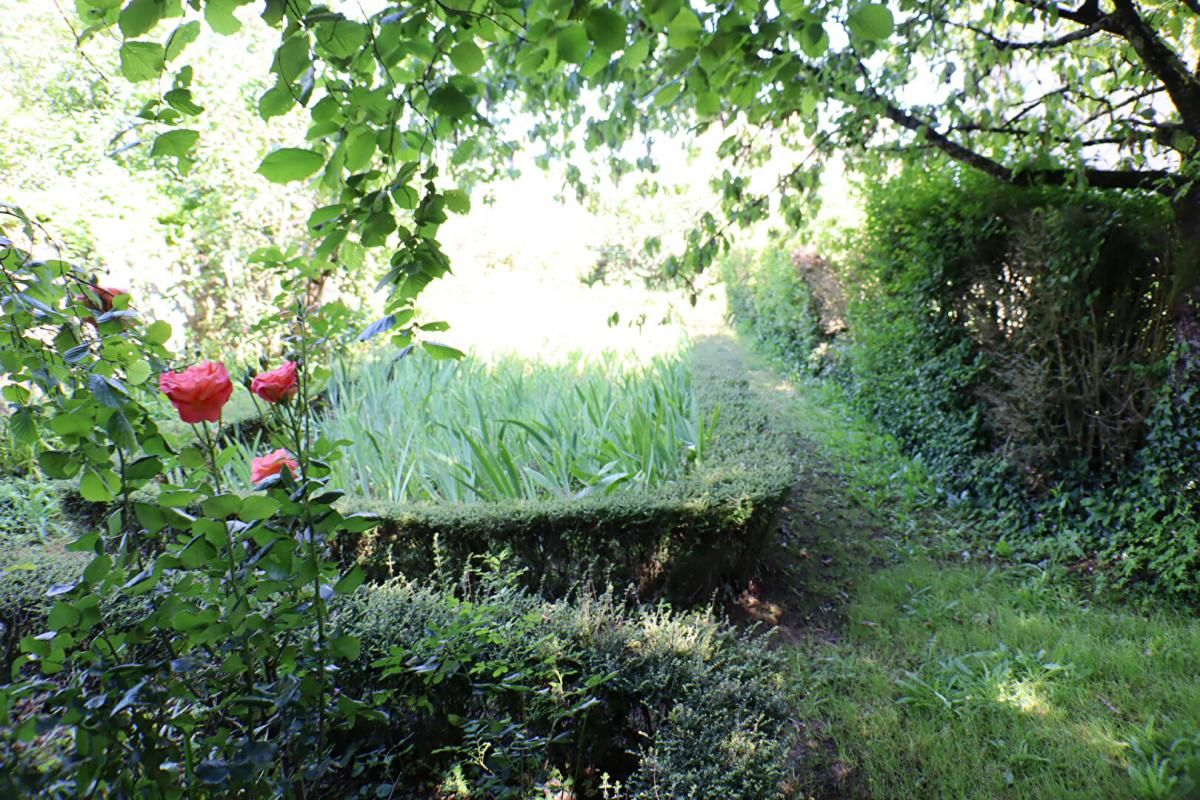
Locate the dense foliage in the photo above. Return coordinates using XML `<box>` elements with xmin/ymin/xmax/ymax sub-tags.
<box><xmin>322</xmin><ymin>351</ymin><xmax>712</xmax><ymax>504</ymax></box>
<box><xmin>725</xmin><ymin>166</ymin><xmax>1200</xmax><ymax>599</ymax></box>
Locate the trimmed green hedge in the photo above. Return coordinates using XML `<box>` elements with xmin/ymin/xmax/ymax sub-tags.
<box><xmin>0</xmin><ymin>556</ymin><xmax>800</xmax><ymax>797</ymax></box>
<box><xmin>336</xmin><ymin>337</ymin><xmax>794</xmax><ymax>600</ymax></box>
<box><xmin>338</xmin><ymin>575</ymin><xmax>798</xmax><ymax>798</ymax></box>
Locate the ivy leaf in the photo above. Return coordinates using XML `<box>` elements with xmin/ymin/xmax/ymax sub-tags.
<box><xmin>848</xmin><ymin>4</ymin><xmax>894</xmax><ymax>41</ymax></box>
<box><xmin>450</xmin><ymin>41</ymin><xmax>485</xmax><ymax>74</ymax></box>
<box><xmin>257</xmin><ymin>148</ymin><xmax>325</xmax><ymax>183</ymax></box>
<box><xmin>119</xmin><ymin>41</ymin><xmax>165</xmax><ymax>82</ymax></box>
<box><xmin>586</xmin><ymin>8</ymin><xmax>626</xmax><ymax>52</ymax></box>
<box><xmin>118</xmin><ymin>0</ymin><xmax>164</xmax><ymax>39</ymax></box>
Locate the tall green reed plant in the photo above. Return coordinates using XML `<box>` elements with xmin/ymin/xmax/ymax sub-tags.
<box><xmin>317</xmin><ymin>350</ymin><xmax>714</xmax><ymax>504</ymax></box>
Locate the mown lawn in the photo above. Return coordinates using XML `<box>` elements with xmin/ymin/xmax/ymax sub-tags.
<box><xmin>734</xmin><ymin>343</ymin><xmax>1200</xmax><ymax>800</ymax></box>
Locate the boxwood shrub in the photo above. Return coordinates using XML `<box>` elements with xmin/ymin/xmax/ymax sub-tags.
<box><xmin>335</xmin><ymin>338</ymin><xmax>794</xmax><ymax>600</ymax></box>
<box><xmin>336</xmin><ymin>573</ymin><xmax>799</xmax><ymax>798</ymax></box>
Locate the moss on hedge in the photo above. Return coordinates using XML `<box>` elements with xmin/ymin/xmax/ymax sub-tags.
<box><xmin>335</xmin><ymin>337</ymin><xmax>794</xmax><ymax>600</ymax></box>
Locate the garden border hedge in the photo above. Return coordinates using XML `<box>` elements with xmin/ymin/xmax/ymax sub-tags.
<box><xmin>334</xmin><ymin>336</ymin><xmax>794</xmax><ymax>600</ymax></box>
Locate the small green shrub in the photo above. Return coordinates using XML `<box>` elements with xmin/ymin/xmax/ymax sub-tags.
<box><xmin>338</xmin><ymin>570</ymin><xmax>797</xmax><ymax>799</ymax></box>
<box><xmin>0</xmin><ymin>477</ymin><xmax>73</xmax><ymax>544</ymax></box>
<box><xmin>0</xmin><ymin>545</ymin><xmax>87</xmax><ymax>674</ymax></box>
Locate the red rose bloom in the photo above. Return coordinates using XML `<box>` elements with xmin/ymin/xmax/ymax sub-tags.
<box><xmin>77</xmin><ymin>286</ymin><xmax>129</xmax><ymax>326</ymax></box>
<box><xmin>251</xmin><ymin>449</ymin><xmax>300</xmax><ymax>484</ymax></box>
<box><xmin>250</xmin><ymin>361</ymin><xmax>298</xmax><ymax>404</ymax></box>
<box><xmin>158</xmin><ymin>361</ymin><xmax>234</xmax><ymax>424</ymax></box>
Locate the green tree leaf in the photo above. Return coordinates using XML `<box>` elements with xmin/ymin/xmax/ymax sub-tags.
<box><xmin>204</xmin><ymin>0</ymin><xmax>242</xmax><ymax>35</ymax></box>
<box><xmin>450</xmin><ymin>41</ymin><xmax>485</xmax><ymax>74</ymax></box>
<box><xmin>429</xmin><ymin>86</ymin><xmax>473</xmax><ymax>119</ymax></box>
<box><xmin>118</xmin><ymin>0</ymin><xmax>164</xmax><ymax>39</ymax></box>
<box><xmin>165</xmin><ymin>20</ymin><xmax>201</xmax><ymax>62</ymax></box>
<box><xmin>848</xmin><ymin>4</ymin><xmax>894</xmax><ymax>41</ymax></box>
<box><xmin>586</xmin><ymin>8</ymin><xmax>626</xmax><ymax>52</ymax></box>
<box><xmin>556</xmin><ymin>24</ymin><xmax>590</xmax><ymax>64</ymax></box>
<box><xmin>257</xmin><ymin>148</ymin><xmax>325</xmax><ymax>183</ymax></box>
<box><xmin>667</xmin><ymin>8</ymin><xmax>703</xmax><ymax>50</ymax></box>
<box><xmin>119</xmin><ymin>41</ymin><xmax>165</xmax><ymax>82</ymax></box>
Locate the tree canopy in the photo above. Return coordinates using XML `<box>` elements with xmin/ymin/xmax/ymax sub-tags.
<box><xmin>73</xmin><ymin>0</ymin><xmax>1200</xmax><ymax>319</ymax></box>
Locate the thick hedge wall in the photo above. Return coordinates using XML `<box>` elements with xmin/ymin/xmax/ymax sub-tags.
<box><xmin>724</xmin><ymin>165</ymin><xmax>1200</xmax><ymax>600</ymax></box>
<box><xmin>338</xmin><ymin>575</ymin><xmax>798</xmax><ymax>798</ymax></box>
<box><xmin>337</xmin><ymin>337</ymin><xmax>794</xmax><ymax>600</ymax></box>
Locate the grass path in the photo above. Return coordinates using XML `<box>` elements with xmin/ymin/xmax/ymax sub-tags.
<box><xmin>719</xmin><ymin>336</ymin><xmax>1200</xmax><ymax>800</ymax></box>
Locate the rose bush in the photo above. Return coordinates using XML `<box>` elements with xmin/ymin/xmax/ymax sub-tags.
<box><xmin>0</xmin><ymin>205</ymin><xmax>382</xmax><ymax>797</ymax></box>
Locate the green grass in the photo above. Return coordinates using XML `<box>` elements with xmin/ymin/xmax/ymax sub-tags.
<box><xmin>732</xmin><ymin>340</ymin><xmax>1200</xmax><ymax>800</ymax></box>
<box><xmin>316</xmin><ymin>349</ymin><xmax>712</xmax><ymax>504</ymax></box>
<box><xmin>795</xmin><ymin>561</ymin><xmax>1200</xmax><ymax>799</ymax></box>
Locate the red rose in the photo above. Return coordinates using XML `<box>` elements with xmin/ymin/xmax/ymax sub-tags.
<box><xmin>250</xmin><ymin>361</ymin><xmax>298</xmax><ymax>404</ymax></box>
<box><xmin>77</xmin><ymin>286</ymin><xmax>129</xmax><ymax>326</ymax></box>
<box><xmin>251</xmin><ymin>449</ymin><xmax>300</xmax><ymax>484</ymax></box>
<box><xmin>158</xmin><ymin>361</ymin><xmax>234</xmax><ymax>424</ymax></box>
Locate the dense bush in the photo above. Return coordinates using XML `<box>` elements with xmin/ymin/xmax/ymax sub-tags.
<box><xmin>0</xmin><ymin>546</ymin><xmax>87</xmax><ymax>675</ymax></box>
<box><xmin>0</xmin><ymin>553</ymin><xmax>800</xmax><ymax>798</ymax></box>
<box><xmin>724</xmin><ymin>165</ymin><xmax>1200</xmax><ymax>599</ymax></box>
<box><xmin>338</xmin><ymin>338</ymin><xmax>794</xmax><ymax>600</ymax></box>
<box><xmin>721</xmin><ymin>242</ymin><xmax>821</xmax><ymax>372</ymax></box>
<box><xmin>338</xmin><ymin>570</ymin><xmax>797</xmax><ymax>798</ymax></box>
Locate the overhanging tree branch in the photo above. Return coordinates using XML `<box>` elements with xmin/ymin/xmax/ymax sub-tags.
<box><xmin>1109</xmin><ymin>0</ymin><xmax>1200</xmax><ymax>134</ymax></box>
<box><xmin>872</xmin><ymin>91</ymin><xmax>1177</xmax><ymax>193</ymax></box>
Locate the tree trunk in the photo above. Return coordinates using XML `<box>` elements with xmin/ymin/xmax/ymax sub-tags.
<box><xmin>1171</xmin><ymin>188</ymin><xmax>1200</xmax><ymax>352</ymax></box>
